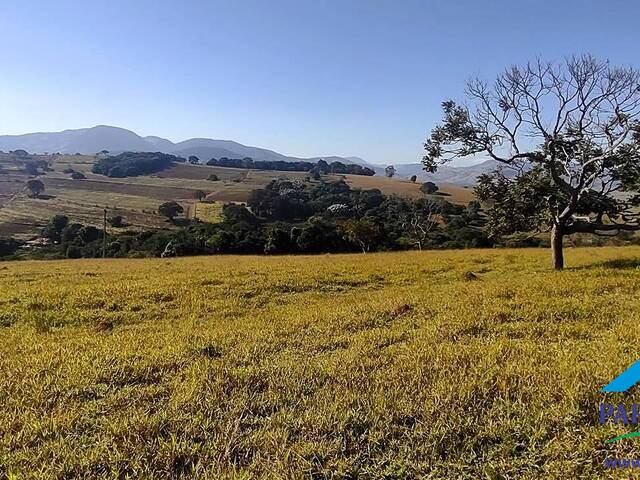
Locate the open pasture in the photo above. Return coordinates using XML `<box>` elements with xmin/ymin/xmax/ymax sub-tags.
<box><xmin>1</xmin><ymin>247</ymin><xmax>639</xmax><ymax>478</ymax></box>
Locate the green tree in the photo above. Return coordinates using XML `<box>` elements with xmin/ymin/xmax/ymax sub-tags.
<box><xmin>309</xmin><ymin>167</ymin><xmax>322</xmax><ymax>181</ymax></box>
<box><xmin>25</xmin><ymin>179</ymin><xmax>45</xmax><ymax>198</ymax></box>
<box><xmin>108</xmin><ymin>215</ymin><xmax>125</xmax><ymax>228</ymax></box>
<box><xmin>42</xmin><ymin>215</ymin><xmax>69</xmax><ymax>241</ymax></box>
<box><xmin>384</xmin><ymin>165</ymin><xmax>396</xmax><ymax>178</ymax></box>
<box><xmin>341</xmin><ymin>217</ymin><xmax>380</xmax><ymax>253</ymax></box>
<box><xmin>158</xmin><ymin>201</ymin><xmax>184</xmax><ymax>220</ymax></box>
<box><xmin>264</xmin><ymin>224</ymin><xmax>293</xmax><ymax>254</ymax></box>
<box><xmin>424</xmin><ymin>55</ymin><xmax>640</xmax><ymax>269</ymax></box>
<box><xmin>420</xmin><ymin>181</ymin><xmax>439</xmax><ymax>194</ymax></box>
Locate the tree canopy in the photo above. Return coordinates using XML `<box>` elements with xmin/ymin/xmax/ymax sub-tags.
<box><xmin>206</xmin><ymin>157</ymin><xmax>375</xmax><ymax>176</ymax></box>
<box><xmin>25</xmin><ymin>179</ymin><xmax>45</xmax><ymax>198</ymax></box>
<box><xmin>385</xmin><ymin>165</ymin><xmax>396</xmax><ymax>178</ymax></box>
<box><xmin>158</xmin><ymin>201</ymin><xmax>184</xmax><ymax>220</ymax></box>
<box><xmin>92</xmin><ymin>152</ymin><xmax>181</xmax><ymax>177</ymax></box>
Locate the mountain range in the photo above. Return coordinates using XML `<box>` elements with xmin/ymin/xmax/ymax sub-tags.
<box><xmin>0</xmin><ymin>125</ymin><xmax>378</xmax><ymax>169</ymax></box>
<box><xmin>393</xmin><ymin>160</ymin><xmax>507</xmax><ymax>186</ymax></box>
<box><xmin>0</xmin><ymin>125</ymin><xmax>499</xmax><ymax>184</ymax></box>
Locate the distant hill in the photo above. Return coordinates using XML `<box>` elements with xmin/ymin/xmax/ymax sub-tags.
<box><xmin>0</xmin><ymin>126</ymin><xmax>151</xmax><ymax>154</ymax></box>
<box><xmin>0</xmin><ymin>125</ymin><xmax>371</xmax><ymax>169</ymax></box>
<box><xmin>0</xmin><ymin>125</ymin><xmax>509</xmax><ymax>184</ymax></box>
<box><xmin>393</xmin><ymin>160</ymin><xmax>513</xmax><ymax>185</ymax></box>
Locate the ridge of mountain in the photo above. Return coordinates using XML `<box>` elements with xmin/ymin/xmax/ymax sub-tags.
<box><xmin>0</xmin><ymin>125</ymin><xmax>501</xmax><ymax>184</ymax></box>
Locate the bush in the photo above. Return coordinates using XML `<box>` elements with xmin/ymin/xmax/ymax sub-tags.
<box><xmin>108</xmin><ymin>216</ymin><xmax>125</xmax><ymax>228</ymax></box>
<box><xmin>26</xmin><ymin>179</ymin><xmax>45</xmax><ymax>197</ymax></box>
<box><xmin>42</xmin><ymin>215</ymin><xmax>69</xmax><ymax>242</ymax></box>
<box><xmin>0</xmin><ymin>238</ymin><xmax>22</xmax><ymax>257</ymax></box>
<box><xmin>158</xmin><ymin>201</ymin><xmax>184</xmax><ymax>220</ymax></box>
<box><xmin>420</xmin><ymin>182</ymin><xmax>439</xmax><ymax>194</ymax></box>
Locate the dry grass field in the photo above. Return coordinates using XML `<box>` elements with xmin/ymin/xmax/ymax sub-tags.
<box><xmin>1</xmin><ymin>247</ymin><xmax>640</xmax><ymax>478</ymax></box>
<box><xmin>0</xmin><ymin>156</ymin><xmax>252</xmax><ymax>238</ymax></box>
<box><xmin>341</xmin><ymin>174</ymin><xmax>476</xmax><ymax>205</ymax></box>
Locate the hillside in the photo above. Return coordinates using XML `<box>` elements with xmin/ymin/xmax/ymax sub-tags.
<box><xmin>0</xmin><ymin>125</ymin><xmax>373</xmax><ymax>168</ymax></box>
<box><xmin>0</xmin><ymin>125</ymin><xmax>508</xmax><ymax>183</ymax></box>
<box><xmin>1</xmin><ymin>247</ymin><xmax>639</xmax><ymax>477</ymax></box>
<box><xmin>0</xmin><ymin>153</ymin><xmax>472</xmax><ymax>239</ymax></box>
<box><xmin>393</xmin><ymin>159</ymin><xmax>515</xmax><ymax>186</ymax></box>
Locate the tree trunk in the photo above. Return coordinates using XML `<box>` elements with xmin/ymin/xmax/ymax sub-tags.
<box><xmin>551</xmin><ymin>225</ymin><xmax>564</xmax><ymax>270</ymax></box>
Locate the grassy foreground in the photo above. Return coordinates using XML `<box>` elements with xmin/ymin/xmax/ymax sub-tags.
<box><xmin>1</xmin><ymin>248</ymin><xmax>640</xmax><ymax>479</ymax></box>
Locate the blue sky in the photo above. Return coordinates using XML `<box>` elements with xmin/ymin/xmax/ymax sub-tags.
<box><xmin>1</xmin><ymin>0</ymin><xmax>639</xmax><ymax>166</ymax></box>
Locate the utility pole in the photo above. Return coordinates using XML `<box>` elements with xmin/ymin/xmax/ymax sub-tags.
<box><xmin>102</xmin><ymin>208</ymin><xmax>107</xmax><ymax>259</ymax></box>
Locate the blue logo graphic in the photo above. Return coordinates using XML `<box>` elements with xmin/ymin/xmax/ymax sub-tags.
<box><xmin>600</xmin><ymin>359</ymin><xmax>640</xmax><ymax>445</ymax></box>
<box><xmin>602</xmin><ymin>360</ymin><xmax>640</xmax><ymax>393</ymax></box>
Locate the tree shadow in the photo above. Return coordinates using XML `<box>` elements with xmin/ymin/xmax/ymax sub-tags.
<box><xmin>574</xmin><ymin>258</ymin><xmax>640</xmax><ymax>270</ymax></box>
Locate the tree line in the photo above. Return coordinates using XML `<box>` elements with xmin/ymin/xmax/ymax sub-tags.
<box><xmin>89</xmin><ymin>151</ymin><xmax>376</xmax><ymax>178</ymax></box>
<box><xmin>206</xmin><ymin>157</ymin><xmax>375</xmax><ymax>176</ymax></box>
<box><xmin>92</xmin><ymin>152</ymin><xmax>183</xmax><ymax>177</ymax></box>
<box><xmin>5</xmin><ymin>178</ymin><xmax>492</xmax><ymax>260</ymax></box>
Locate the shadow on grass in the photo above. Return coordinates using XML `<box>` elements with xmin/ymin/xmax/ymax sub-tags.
<box><xmin>573</xmin><ymin>258</ymin><xmax>640</xmax><ymax>270</ymax></box>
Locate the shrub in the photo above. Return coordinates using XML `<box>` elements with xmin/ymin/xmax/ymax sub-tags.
<box><xmin>420</xmin><ymin>182</ymin><xmax>439</xmax><ymax>194</ymax></box>
<box><xmin>108</xmin><ymin>216</ymin><xmax>125</xmax><ymax>228</ymax></box>
<box><xmin>25</xmin><ymin>179</ymin><xmax>45</xmax><ymax>197</ymax></box>
<box><xmin>158</xmin><ymin>201</ymin><xmax>184</xmax><ymax>220</ymax></box>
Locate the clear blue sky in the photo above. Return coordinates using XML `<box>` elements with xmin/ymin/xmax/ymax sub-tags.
<box><xmin>1</xmin><ymin>0</ymin><xmax>639</xmax><ymax>165</ymax></box>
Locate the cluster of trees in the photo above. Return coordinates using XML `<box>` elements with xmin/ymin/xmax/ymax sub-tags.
<box><xmin>23</xmin><ymin>159</ymin><xmax>49</xmax><ymax>175</ymax></box>
<box><xmin>62</xmin><ymin>167</ymin><xmax>86</xmax><ymax>179</ymax></box>
<box><xmin>23</xmin><ymin>179</ymin><xmax>490</xmax><ymax>259</ymax></box>
<box><xmin>206</xmin><ymin>157</ymin><xmax>375</xmax><ymax>176</ymax></box>
<box><xmin>0</xmin><ymin>238</ymin><xmax>21</xmax><ymax>257</ymax></box>
<box><xmin>92</xmin><ymin>152</ymin><xmax>185</xmax><ymax>177</ymax></box>
<box><xmin>38</xmin><ymin>215</ymin><xmax>106</xmax><ymax>258</ymax></box>
<box><xmin>89</xmin><ymin>151</ymin><xmax>375</xmax><ymax>179</ymax></box>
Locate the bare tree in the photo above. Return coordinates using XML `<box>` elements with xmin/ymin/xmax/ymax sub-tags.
<box><xmin>400</xmin><ymin>200</ymin><xmax>441</xmax><ymax>251</ymax></box>
<box><xmin>424</xmin><ymin>55</ymin><xmax>640</xmax><ymax>269</ymax></box>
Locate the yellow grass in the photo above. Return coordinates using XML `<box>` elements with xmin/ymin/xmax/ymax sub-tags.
<box><xmin>341</xmin><ymin>174</ymin><xmax>475</xmax><ymax>205</ymax></box>
<box><xmin>1</xmin><ymin>247</ymin><xmax>640</xmax><ymax>478</ymax></box>
<box><xmin>194</xmin><ymin>202</ymin><xmax>223</xmax><ymax>223</ymax></box>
